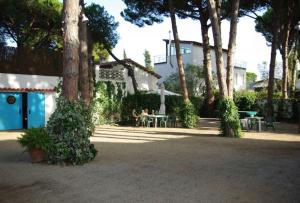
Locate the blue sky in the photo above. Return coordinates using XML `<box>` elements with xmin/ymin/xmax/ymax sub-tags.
<box><xmin>90</xmin><ymin>1</ymin><xmax>274</xmax><ymax>76</ymax></box>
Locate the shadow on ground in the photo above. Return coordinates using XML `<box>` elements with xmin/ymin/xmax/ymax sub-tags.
<box><xmin>0</xmin><ymin>119</ymin><xmax>300</xmax><ymax>202</ymax></box>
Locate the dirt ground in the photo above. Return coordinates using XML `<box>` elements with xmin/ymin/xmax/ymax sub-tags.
<box><xmin>0</xmin><ymin>119</ymin><xmax>300</xmax><ymax>202</ymax></box>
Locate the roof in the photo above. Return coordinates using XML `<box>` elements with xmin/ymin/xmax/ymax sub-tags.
<box><xmin>163</xmin><ymin>39</ymin><xmax>228</xmax><ymax>53</ymax></box>
<box><xmin>252</xmin><ymin>78</ymin><xmax>281</xmax><ymax>89</ymax></box>
<box><xmin>147</xmin><ymin>88</ymin><xmax>180</xmax><ymax>96</ymax></box>
<box><xmin>0</xmin><ymin>87</ymin><xmax>56</xmax><ymax>92</ymax></box>
<box><xmin>99</xmin><ymin>59</ymin><xmax>161</xmax><ymax>79</ymax></box>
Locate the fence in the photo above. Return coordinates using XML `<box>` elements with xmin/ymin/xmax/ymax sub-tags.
<box><xmin>0</xmin><ymin>46</ymin><xmax>62</xmax><ymax>76</ymax></box>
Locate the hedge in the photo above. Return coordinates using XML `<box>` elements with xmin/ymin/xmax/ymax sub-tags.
<box><xmin>120</xmin><ymin>93</ymin><xmax>203</xmax><ymax>124</ymax></box>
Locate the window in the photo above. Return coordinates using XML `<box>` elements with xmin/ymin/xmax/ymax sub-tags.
<box><xmin>170</xmin><ymin>44</ymin><xmax>191</xmax><ymax>55</ymax></box>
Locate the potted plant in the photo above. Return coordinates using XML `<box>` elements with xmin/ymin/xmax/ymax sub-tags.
<box><xmin>18</xmin><ymin>127</ymin><xmax>53</xmax><ymax>163</ymax></box>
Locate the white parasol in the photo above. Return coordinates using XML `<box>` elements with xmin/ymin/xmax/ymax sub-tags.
<box><xmin>159</xmin><ymin>83</ymin><xmax>166</xmax><ymax>115</ymax></box>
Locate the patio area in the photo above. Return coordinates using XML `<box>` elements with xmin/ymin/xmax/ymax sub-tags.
<box><xmin>0</xmin><ymin>119</ymin><xmax>300</xmax><ymax>202</ymax></box>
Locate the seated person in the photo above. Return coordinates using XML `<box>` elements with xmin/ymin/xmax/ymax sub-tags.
<box><xmin>132</xmin><ymin>109</ymin><xmax>140</xmax><ymax>126</ymax></box>
<box><xmin>141</xmin><ymin>108</ymin><xmax>149</xmax><ymax>116</ymax></box>
<box><xmin>140</xmin><ymin>109</ymin><xmax>149</xmax><ymax>127</ymax></box>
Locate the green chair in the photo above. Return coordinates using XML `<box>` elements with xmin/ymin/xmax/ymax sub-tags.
<box><xmin>147</xmin><ymin>117</ymin><xmax>154</xmax><ymax>127</ymax></box>
<box><xmin>160</xmin><ymin>116</ymin><xmax>168</xmax><ymax>128</ymax></box>
<box><xmin>168</xmin><ymin>114</ymin><xmax>177</xmax><ymax>127</ymax></box>
<box><xmin>265</xmin><ymin>116</ymin><xmax>275</xmax><ymax>131</ymax></box>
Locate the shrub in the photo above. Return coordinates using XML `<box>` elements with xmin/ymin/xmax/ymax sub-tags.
<box><xmin>93</xmin><ymin>81</ymin><xmax>125</xmax><ymax>124</ymax></box>
<box><xmin>180</xmin><ymin>101</ymin><xmax>198</xmax><ymax>128</ymax></box>
<box><xmin>18</xmin><ymin>127</ymin><xmax>53</xmax><ymax>152</ymax></box>
<box><xmin>46</xmin><ymin>97</ymin><xmax>97</xmax><ymax>165</ymax></box>
<box><xmin>234</xmin><ymin>91</ymin><xmax>257</xmax><ymax>110</ymax></box>
<box><xmin>218</xmin><ymin>98</ymin><xmax>242</xmax><ymax>138</ymax></box>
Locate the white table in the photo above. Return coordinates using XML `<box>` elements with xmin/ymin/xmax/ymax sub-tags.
<box><xmin>245</xmin><ymin>117</ymin><xmax>264</xmax><ymax>132</ymax></box>
<box><xmin>147</xmin><ymin>115</ymin><xmax>168</xmax><ymax>128</ymax></box>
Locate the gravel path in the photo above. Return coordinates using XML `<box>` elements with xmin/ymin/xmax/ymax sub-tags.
<box><xmin>0</xmin><ymin>119</ymin><xmax>300</xmax><ymax>202</ymax></box>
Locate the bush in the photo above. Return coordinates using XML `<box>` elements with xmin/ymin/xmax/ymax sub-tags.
<box><xmin>234</xmin><ymin>91</ymin><xmax>257</xmax><ymax>110</ymax></box>
<box><xmin>218</xmin><ymin>99</ymin><xmax>242</xmax><ymax>138</ymax></box>
<box><xmin>180</xmin><ymin>101</ymin><xmax>198</xmax><ymax>128</ymax></box>
<box><xmin>18</xmin><ymin>127</ymin><xmax>53</xmax><ymax>152</ymax></box>
<box><xmin>46</xmin><ymin>97</ymin><xmax>97</xmax><ymax>165</ymax></box>
<box><xmin>93</xmin><ymin>81</ymin><xmax>125</xmax><ymax>124</ymax></box>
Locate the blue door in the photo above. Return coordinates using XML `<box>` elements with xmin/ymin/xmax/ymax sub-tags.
<box><xmin>0</xmin><ymin>93</ymin><xmax>23</xmax><ymax>130</ymax></box>
<box><xmin>27</xmin><ymin>92</ymin><xmax>45</xmax><ymax>128</ymax></box>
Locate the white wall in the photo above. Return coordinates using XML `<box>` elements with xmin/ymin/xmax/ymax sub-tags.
<box><xmin>0</xmin><ymin>73</ymin><xmax>60</xmax><ymax>89</ymax></box>
<box><xmin>233</xmin><ymin>68</ymin><xmax>247</xmax><ymax>90</ymax></box>
<box><xmin>44</xmin><ymin>92</ymin><xmax>57</xmax><ymax>123</ymax></box>
<box><xmin>154</xmin><ymin>42</ymin><xmax>246</xmax><ymax>90</ymax></box>
<box><xmin>0</xmin><ymin>73</ymin><xmax>59</xmax><ymax>124</ymax></box>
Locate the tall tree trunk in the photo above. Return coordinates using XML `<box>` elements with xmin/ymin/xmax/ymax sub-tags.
<box><xmin>79</xmin><ymin>2</ymin><xmax>91</xmax><ymax>105</ymax></box>
<box><xmin>168</xmin><ymin>0</ymin><xmax>189</xmax><ymax>103</ymax></box>
<box><xmin>289</xmin><ymin>50</ymin><xmax>298</xmax><ymax>95</ymax></box>
<box><xmin>226</xmin><ymin>0</ymin><xmax>240</xmax><ymax>99</ymax></box>
<box><xmin>62</xmin><ymin>0</ymin><xmax>80</xmax><ymax>101</ymax></box>
<box><xmin>267</xmin><ymin>3</ymin><xmax>282</xmax><ymax>117</ymax></box>
<box><xmin>207</xmin><ymin>0</ymin><xmax>228</xmax><ymax>98</ymax></box>
<box><xmin>281</xmin><ymin>1</ymin><xmax>293</xmax><ymax>99</ymax></box>
<box><xmin>200</xmin><ymin>20</ymin><xmax>215</xmax><ymax>116</ymax></box>
<box><xmin>281</xmin><ymin>34</ymin><xmax>289</xmax><ymax>99</ymax></box>
<box><xmin>87</xmin><ymin>31</ymin><xmax>95</xmax><ymax>98</ymax></box>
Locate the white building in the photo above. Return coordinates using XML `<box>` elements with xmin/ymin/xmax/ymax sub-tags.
<box><xmin>154</xmin><ymin>40</ymin><xmax>246</xmax><ymax>91</ymax></box>
<box><xmin>0</xmin><ymin>71</ymin><xmax>59</xmax><ymax>130</ymax></box>
<box><xmin>0</xmin><ymin>49</ymin><xmax>160</xmax><ymax>130</ymax></box>
<box><xmin>96</xmin><ymin>59</ymin><xmax>161</xmax><ymax>94</ymax></box>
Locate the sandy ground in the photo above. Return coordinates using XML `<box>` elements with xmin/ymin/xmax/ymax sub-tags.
<box><xmin>0</xmin><ymin>119</ymin><xmax>300</xmax><ymax>202</ymax></box>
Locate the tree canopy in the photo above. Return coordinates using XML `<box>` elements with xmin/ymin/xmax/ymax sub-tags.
<box><xmin>0</xmin><ymin>0</ymin><xmax>62</xmax><ymax>49</ymax></box>
<box><xmin>85</xmin><ymin>3</ymin><xmax>119</xmax><ymax>49</ymax></box>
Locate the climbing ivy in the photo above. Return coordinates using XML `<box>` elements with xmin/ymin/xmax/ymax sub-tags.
<box><xmin>218</xmin><ymin>98</ymin><xmax>242</xmax><ymax>138</ymax></box>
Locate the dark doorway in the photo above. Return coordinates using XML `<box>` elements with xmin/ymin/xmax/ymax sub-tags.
<box><xmin>22</xmin><ymin>93</ymin><xmax>28</xmax><ymax>129</ymax></box>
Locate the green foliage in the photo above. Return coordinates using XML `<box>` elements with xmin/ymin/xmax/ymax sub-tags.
<box><xmin>92</xmin><ymin>43</ymin><xmax>109</xmax><ymax>63</ymax></box>
<box><xmin>180</xmin><ymin>101</ymin><xmax>198</xmax><ymax>128</ymax></box>
<box><xmin>164</xmin><ymin>64</ymin><xmax>206</xmax><ymax>96</ymax></box>
<box><xmin>85</xmin><ymin>3</ymin><xmax>119</xmax><ymax>49</ymax></box>
<box><xmin>0</xmin><ymin>0</ymin><xmax>62</xmax><ymax>49</ymax></box>
<box><xmin>256</xmin><ymin>90</ymin><xmax>282</xmax><ymax>99</ymax></box>
<box><xmin>93</xmin><ymin>81</ymin><xmax>125</xmax><ymax>124</ymax></box>
<box><xmin>234</xmin><ymin>91</ymin><xmax>257</xmax><ymax>110</ymax></box>
<box><xmin>218</xmin><ymin>99</ymin><xmax>242</xmax><ymax>138</ymax></box>
<box><xmin>18</xmin><ymin>128</ymin><xmax>53</xmax><ymax>152</ymax></box>
<box><xmin>123</xmin><ymin>49</ymin><xmax>128</xmax><ymax>59</ymax></box>
<box><xmin>121</xmin><ymin>93</ymin><xmax>202</xmax><ymax>125</ymax></box>
<box><xmin>246</xmin><ymin>72</ymin><xmax>257</xmax><ymax>88</ymax></box>
<box><xmin>46</xmin><ymin>97</ymin><xmax>97</xmax><ymax>165</ymax></box>
<box><xmin>232</xmin><ymin>90</ymin><xmax>283</xmax><ymax>111</ymax></box>
<box><xmin>143</xmin><ymin>49</ymin><xmax>153</xmax><ymax>69</ymax></box>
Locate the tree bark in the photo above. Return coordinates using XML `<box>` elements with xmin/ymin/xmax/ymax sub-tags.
<box><xmin>79</xmin><ymin>3</ymin><xmax>91</xmax><ymax>105</ymax></box>
<box><xmin>168</xmin><ymin>0</ymin><xmax>189</xmax><ymax>103</ymax></box>
<box><xmin>281</xmin><ymin>35</ymin><xmax>289</xmax><ymax>99</ymax></box>
<box><xmin>200</xmin><ymin>20</ymin><xmax>215</xmax><ymax>116</ymax></box>
<box><xmin>226</xmin><ymin>0</ymin><xmax>240</xmax><ymax>99</ymax></box>
<box><xmin>289</xmin><ymin>50</ymin><xmax>298</xmax><ymax>95</ymax></box>
<box><xmin>207</xmin><ymin>0</ymin><xmax>228</xmax><ymax>98</ymax></box>
<box><xmin>267</xmin><ymin>2</ymin><xmax>282</xmax><ymax>117</ymax></box>
<box><xmin>62</xmin><ymin>0</ymin><xmax>80</xmax><ymax>101</ymax></box>
<box><xmin>281</xmin><ymin>1</ymin><xmax>293</xmax><ymax>99</ymax></box>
